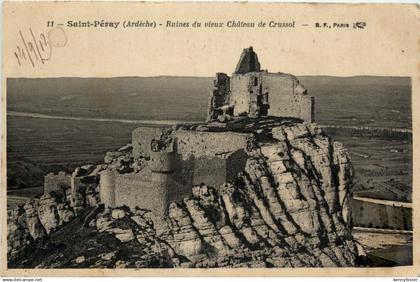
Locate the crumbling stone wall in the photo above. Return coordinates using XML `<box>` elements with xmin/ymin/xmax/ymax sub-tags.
<box><xmin>260</xmin><ymin>72</ymin><xmax>313</xmax><ymax>122</ymax></box>
<box><xmin>206</xmin><ymin>73</ymin><xmax>231</xmax><ymax>121</ymax></box>
<box><xmin>100</xmin><ymin>162</ymin><xmax>189</xmax><ymax>217</ymax></box>
<box><xmin>99</xmin><ymin>128</ymin><xmax>252</xmax><ymax>218</ymax></box>
<box><xmin>188</xmin><ymin>149</ymin><xmax>248</xmax><ymax>189</ymax></box>
<box><xmin>229</xmin><ymin>73</ymin><xmax>254</xmax><ymax>116</ymax></box>
<box><xmin>176</xmin><ymin>130</ymin><xmax>251</xmax><ymax>189</ymax></box>
<box><xmin>207</xmin><ymin>47</ymin><xmax>314</xmax><ymax>122</ymax></box>
<box><xmin>229</xmin><ymin>72</ymin><xmax>313</xmax><ymax>122</ymax></box>
<box><xmin>100</xmin><ymin>150</ymin><xmax>249</xmax><ymax>217</ymax></box>
<box><xmin>44</xmin><ymin>172</ymin><xmax>71</xmax><ymax>198</ymax></box>
<box><xmin>229</xmin><ymin>72</ymin><xmax>269</xmax><ymax>118</ymax></box>
<box><xmin>71</xmin><ymin>175</ymin><xmax>98</xmax><ymax>194</ymax></box>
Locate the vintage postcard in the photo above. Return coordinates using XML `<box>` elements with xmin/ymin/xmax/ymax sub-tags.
<box><xmin>1</xmin><ymin>1</ymin><xmax>419</xmax><ymax>277</ymax></box>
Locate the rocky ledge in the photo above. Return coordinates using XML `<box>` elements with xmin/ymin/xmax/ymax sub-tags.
<box><xmin>7</xmin><ymin>118</ymin><xmax>365</xmax><ymax>268</ymax></box>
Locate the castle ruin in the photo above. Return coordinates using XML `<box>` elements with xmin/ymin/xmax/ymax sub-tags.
<box><xmin>9</xmin><ymin>47</ymin><xmax>369</xmax><ymax>267</ymax></box>
<box><xmin>44</xmin><ymin>47</ymin><xmax>316</xmax><ymax>220</ymax></box>
<box><xmin>96</xmin><ymin>47</ymin><xmax>315</xmax><ymax>219</ymax></box>
<box><xmin>207</xmin><ymin>46</ymin><xmax>314</xmax><ymax>122</ymax></box>
<box><xmin>100</xmin><ymin>127</ymin><xmax>251</xmax><ymax>218</ymax></box>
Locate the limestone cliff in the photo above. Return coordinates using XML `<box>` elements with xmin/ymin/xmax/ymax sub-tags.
<box><xmin>8</xmin><ymin>118</ymin><xmax>362</xmax><ymax>268</ymax></box>
<box><xmin>161</xmin><ymin>119</ymin><xmax>357</xmax><ymax>267</ymax></box>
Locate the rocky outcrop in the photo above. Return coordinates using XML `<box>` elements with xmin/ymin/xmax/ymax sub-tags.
<box><xmin>37</xmin><ymin>193</ymin><xmax>61</xmax><ymax>234</ymax></box>
<box><xmin>160</xmin><ymin>120</ymin><xmax>359</xmax><ymax>267</ymax></box>
<box><xmin>8</xmin><ymin>118</ymin><xmax>362</xmax><ymax>268</ymax></box>
<box><xmin>7</xmin><ymin>206</ymin><xmax>32</xmax><ymax>255</ymax></box>
<box><xmin>7</xmin><ymin>165</ymin><xmax>104</xmax><ymax>257</ymax></box>
<box><xmin>23</xmin><ymin>200</ymin><xmax>47</xmax><ymax>240</ymax></box>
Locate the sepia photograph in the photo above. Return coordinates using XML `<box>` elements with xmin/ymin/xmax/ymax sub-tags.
<box><xmin>1</xmin><ymin>1</ymin><xmax>418</xmax><ymax>277</ymax></box>
<box><xmin>6</xmin><ymin>45</ymin><xmax>413</xmax><ymax>268</ymax></box>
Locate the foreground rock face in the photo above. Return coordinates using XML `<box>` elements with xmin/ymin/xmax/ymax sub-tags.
<box><xmin>8</xmin><ymin>118</ymin><xmax>361</xmax><ymax>268</ymax></box>
<box><xmin>161</xmin><ymin>119</ymin><xmax>357</xmax><ymax>267</ymax></box>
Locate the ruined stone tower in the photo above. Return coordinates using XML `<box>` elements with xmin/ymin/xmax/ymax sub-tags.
<box><xmin>234</xmin><ymin>46</ymin><xmax>261</xmax><ymax>74</ymax></box>
<box><xmin>207</xmin><ymin>46</ymin><xmax>314</xmax><ymax>122</ymax></box>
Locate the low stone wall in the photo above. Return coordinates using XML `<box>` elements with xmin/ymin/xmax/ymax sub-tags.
<box><xmin>351</xmin><ymin>197</ymin><xmax>412</xmax><ymax>230</ymax></box>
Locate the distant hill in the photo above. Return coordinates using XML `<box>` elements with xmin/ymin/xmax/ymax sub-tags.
<box><xmin>7</xmin><ymin>76</ymin><xmax>412</xmax><ymax>128</ymax></box>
